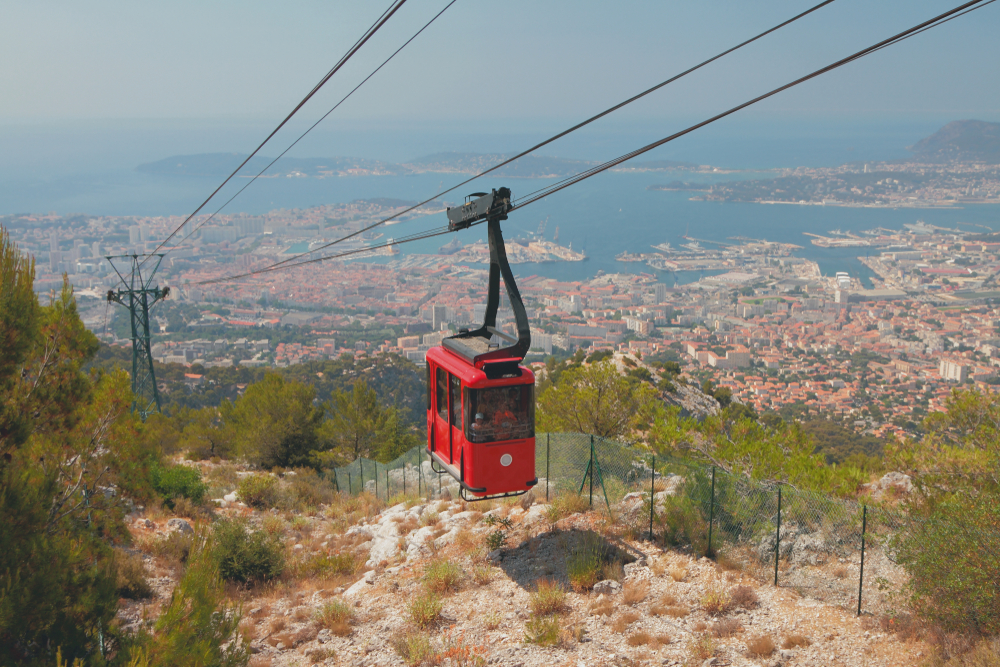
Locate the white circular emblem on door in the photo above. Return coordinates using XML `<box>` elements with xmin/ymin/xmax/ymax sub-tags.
<box><xmin>500</xmin><ymin>454</ymin><xmax>513</xmax><ymax>467</ymax></box>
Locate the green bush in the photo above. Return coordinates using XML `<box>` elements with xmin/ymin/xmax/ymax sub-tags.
<box><xmin>423</xmin><ymin>559</ymin><xmax>463</xmax><ymax>594</ymax></box>
<box><xmin>133</xmin><ymin>535</ymin><xmax>249</xmax><ymax>666</ymax></box>
<box><xmin>151</xmin><ymin>463</ymin><xmax>208</xmax><ymax>506</ymax></box>
<box><xmin>896</xmin><ymin>498</ymin><xmax>1000</xmax><ymax>634</ymax></box>
<box><xmin>566</xmin><ymin>531</ymin><xmax>605</xmax><ymax>592</ymax></box>
<box><xmin>116</xmin><ymin>550</ymin><xmax>154</xmax><ymax>600</ymax></box>
<box><xmin>524</xmin><ymin>615</ymin><xmax>561</xmax><ymax>646</ymax></box>
<box><xmin>212</xmin><ymin>517</ymin><xmax>285</xmax><ymax>584</ymax></box>
<box><xmin>237</xmin><ymin>473</ymin><xmax>279</xmax><ymax>509</ymax></box>
<box><xmin>655</xmin><ymin>494</ymin><xmax>709</xmax><ymax>555</ymax></box>
<box><xmin>408</xmin><ymin>590</ymin><xmax>442</xmax><ymax>628</ymax></box>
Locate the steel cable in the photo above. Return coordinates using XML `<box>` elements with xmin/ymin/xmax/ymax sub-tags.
<box><xmin>143</xmin><ymin>0</ymin><xmax>409</xmax><ymax>266</ymax></box>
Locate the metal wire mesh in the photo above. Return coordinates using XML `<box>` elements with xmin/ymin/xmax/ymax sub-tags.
<box><xmin>325</xmin><ymin>431</ymin><xmax>993</xmax><ymax>618</ymax></box>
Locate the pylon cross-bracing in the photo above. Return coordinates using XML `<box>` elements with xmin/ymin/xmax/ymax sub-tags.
<box><xmin>106</xmin><ymin>254</ymin><xmax>169</xmax><ymax>420</ymax></box>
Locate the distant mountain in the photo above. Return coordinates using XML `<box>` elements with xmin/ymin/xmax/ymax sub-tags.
<box><xmin>909</xmin><ymin>120</ymin><xmax>1000</xmax><ymax>164</ymax></box>
<box><xmin>136</xmin><ymin>153</ymin><xmax>405</xmax><ymax>177</ymax></box>
<box><xmin>137</xmin><ymin>152</ymin><xmax>702</xmax><ymax>180</ymax></box>
<box><xmin>404</xmin><ymin>152</ymin><xmax>596</xmax><ymax>178</ymax></box>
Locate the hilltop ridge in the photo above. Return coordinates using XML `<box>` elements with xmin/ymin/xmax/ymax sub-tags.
<box><xmin>908</xmin><ymin>119</ymin><xmax>1000</xmax><ymax>164</ymax></box>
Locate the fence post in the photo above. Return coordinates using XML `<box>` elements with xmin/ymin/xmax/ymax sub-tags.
<box><xmin>403</xmin><ymin>466</ymin><xmax>407</xmax><ymax>496</ymax></box>
<box><xmin>589</xmin><ymin>435</ymin><xmax>595</xmax><ymax>508</ymax></box>
<box><xmin>546</xmin><ymin>434</ymin><xmax>550</xmax><ymax>502</ymax></box>
<box><xmin>858</xmin><ymin>504</ymin><xmax>867</xmax><ymax>617</ymax></box>
<box><xmin>386</xmin><ymin>469</ymin><xmax>389</xmax><ymax>501</ymax></box>
<box><xmin>348</xmin><ymin>472</ymin><xmax>352</xmax><ymax>495</ymax></box>
<box><xmin>708</xmin><ymin>466</ymin><xmax>716</xmax><ymax>558</ymax></box>
<box><xmin>334</xmin><ymin>470</ymin><xmax>340</xmax><ymax>494</ymax></box>
<box><xmin>360</xmin><ymin>460</ymin><xmax>364</xmax><ymax>494</ymax></box>
<box><xmin>774</xmin><ymin>485</ymin><xmax>782</xmax><ymax>587</ymax></box>
<box><xmin>375</xmin><ymin>462</ymin><xmax>379</xmax><ymax>498</ymax></box>
<box><xmin>649</xmin><ymin>454</ymin><xmax>655</xmax><ymax>541</ymax></box>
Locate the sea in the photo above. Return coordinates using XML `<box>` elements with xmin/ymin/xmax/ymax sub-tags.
<box><xmin>3</xmin><ymin>116</ymin><xmax>998</xmax><ymax>288</ymax></box>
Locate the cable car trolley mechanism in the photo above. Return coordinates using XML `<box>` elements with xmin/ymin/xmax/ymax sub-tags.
<box><xmin>426</xmin><ymin>188</ymin><xmax>538</xmax><ymax>501</ymax></box>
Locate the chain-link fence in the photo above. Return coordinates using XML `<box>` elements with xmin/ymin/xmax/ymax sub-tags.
<box><xmin>324</xmin><ymin>432</ymin><xmax>992</xmax><ymax>618</ymax></box>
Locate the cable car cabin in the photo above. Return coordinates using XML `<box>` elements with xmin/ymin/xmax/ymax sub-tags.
<box><xmin>426</xmin><ymin>347</ymin><xmax>536</xmax><ymax>500</ymax></box>
<box><xmin>425</xmin><ymin>187</ymin><xmax>537</xmax><ymax>500</ymax></box>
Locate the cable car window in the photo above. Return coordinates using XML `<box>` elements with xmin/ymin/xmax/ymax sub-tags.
<box><xmin>449</xmin><ymin>374</ymin><xmax>462</xmax><ymax>429</ymax></box>
<box><xmin>465</xmin><ymin>385</ymin><xmax>533</xmax><ymax>443</ymax></box>
<box><xmin>436</xmin><ymin>368</ymin><xmax>448</xmax><ymax>422</ymax></box>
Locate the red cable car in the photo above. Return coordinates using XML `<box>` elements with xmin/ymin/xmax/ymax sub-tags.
<box><xmin>426</xmin><ymin>188</ymin><xmax>538</xmax><ymax>501</ymax></box>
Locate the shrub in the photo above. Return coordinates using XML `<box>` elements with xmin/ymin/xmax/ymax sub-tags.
<box><xmin>746</xmin><ymin>635</ymin><xmax>776</xmax><ymax>657</ymax></box>
<box><xmin>627</xmin><ymin>631</ymin><xmax>651</xmax><ymax>647</ymax></box>
<box><xmin>895</xmin><ymin>497</ymin><xmax>1000</xmax><ymax>634</ymax></box>
<box><xmin>315</xmin><ymin>599</ymin><xmax>354</xmax><ymax>636</ymax></box>
<box><xmin>622</xmin><ymin>579</ymin><xmax>649</xmax><ymax>605</ymax></box>
<box><xmin>424</xmin><ymin>559</ymin><xmax>463</xmax><ymax>594</ymax></box>
<box><xmin>655</xmin><ymin>495</ymin><xmax>708</xmax><ymax>554</ymax></box>
<box><xmin>151</xmin><ymin>463</ymin><xmax>208</xmax><ymax>507</ymax></box>
<box><xmin>524</xmin><ymin>615</ymin><xmax>560</xmax><ymax>646</ymax></box>
<box><xmin>611</xmin><ymin>611</ymin><xmax>641</xmax><ymax>634</ymax></box>
<box><xmin>237</xmin><ymin>474</ymin><xmax>279</xmax><ymax>509</ymax></box>
<box><xmin>668</xmin><ymin>563</ymin><xmax>687</xmax><ymax>582</ymax></box>
<box><xmin>589</xmin><ymin>597</ymin><xmax>615</xmax><ymax>616</ymax></box>
<box><xmin>150</xmin><ymin>530</ymin><xmax>194</xmax><ymax>565</ymax></box>
<box><xmin>546</xmin><ymin>493</ymin><xmax>590</xmax><ymax>522</ymax></box>
<box><xmin>729</xmin><ymin>585</ymin><xmax>759</xmax><ymax>610</ymax></box>
<box><xmin>485</xmin><ymin>530</ymin><xmax>507</xmax><ymax>551</ymax></box>
<box><xmin>300</xmin><ymin>552</ymin><xmax>358</xmax><ymax>579</ymax></box>
<box><xmin>391</xmin><ymin>631</ymin><xmax>433</xmax><ymax>666</ymax></box>
<box><xmin>700</xmin><ymin>583</ymin><xmax>731</xmax><ymax>616</ymax></box>
<box><xmin>408</xmin><ymin>590</ymin><xmax>443</xmax><ymax>628</ymax></box>
<box><xmin>472</xmin><ymin>564</ymin><xmax>493</xmax><ymax>586</ymax></box>
<box><xmin>138</xmin><ymin>535</ymin><xmax>249</xmax><ymax>666</ymax></box>
<box><xmin>712</xmin><ymin>618</ymin><xmax>742</xmax><ymax>637</ymax></box>
<box><xmin>530</xmin><ymin>579</ymin><xmax>567</xmax><ymax>616</ymax></box>
<box><xmin>212</xmin><ymin>517</ymin><xmax>285</xmax><ymax>583</ymax></box>
<box><xmin>116</xmin><ymin>550</ymin><xmax>154</xmax><ymax>600</ymax></box>
<box><xmin>566</xmin><ymin>532</ymin><xmax>605</xmax><ymax>592</ymax></box>
<box><xmin>782</xmin><ymin>634</ymin><xmax>811</xmax><ymax>649</ymax></box>
<box><xmin>686</xmin><ymin>634</ymin><xmax>715</xmax><ymax>662</ymax></box>
<box><xmin>281</xmin><ymin>470</ymin><xmax>335</xmax><ymax>510</ymax></box>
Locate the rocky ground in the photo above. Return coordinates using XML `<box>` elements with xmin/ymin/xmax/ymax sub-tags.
<box><xmin>122</xmin><ymin>467</ymin><xmax>932</xmax><ymax>667</ymax></box>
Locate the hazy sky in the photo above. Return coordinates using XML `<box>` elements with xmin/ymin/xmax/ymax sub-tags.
<box><xmin>3</xmin><ymin>0</ymin><xmax>999</xmax><ymax>125</ymax></box>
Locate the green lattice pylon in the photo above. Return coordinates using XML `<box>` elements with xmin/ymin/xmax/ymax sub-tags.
<box><xmin>106</xmin><ymin>254</ymin><xmax>169</xmax><ymax>420</ymax></box>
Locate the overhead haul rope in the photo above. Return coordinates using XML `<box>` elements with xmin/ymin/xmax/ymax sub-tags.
<box><xmin>143</xmin><ymin>0</ymin><xmax>409</xmax><ymax>266</ymax></box>
<box><xmin>246</xmin><ymin>0</ymin><xmax>839</xmax><ymax>276</ymax></box>
<box><xmin>509</xmin><ymin>0</ymin><xmax>994</xmax><ymax>209</ymax></box>
<box><xmin>194</xmin><ymin>0</ymin><xmax>992</xmax><ymax>286</ymax></box>
<box><xmin>162</xmin><ymin>0</ymin><xmax>459</xmax><ymax>255</ymax></box>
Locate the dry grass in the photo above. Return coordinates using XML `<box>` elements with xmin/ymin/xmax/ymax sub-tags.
<box><xmin>248</xmin><ymin>657</ymin><xmax>272</xmax><ymax>667</ymax></box>
<box><xmin>728</xmin><ymin>584</ymin><xmax>759</xmax><ymax>610</ymax></box>
<box><xmin>472</xmin><ymin>564</ymin><xmax>493</xmax><ymax>586</ymax></box>
<box><xmin>833</xmin><ymin>565</ymin><xmax>849</xmax><ymax>579</ymax></box>
<box><xmin>270</xmin><ymin>624</ymin><xmax>318</xmax><ymax>648</ymax></box>
<box><xmin>267</xmin><ymin>617</ymin><xmax>287</xmax><ymax>635</ymax></box>
<box><xmin>747</xmin><ymin>635</ymin><xmax>776</xmax><ymax>658</ymax></box>
<box><xmin>238</xmin><ymin>618</ymin><xmax>258</xmax><ymax>642</ymax></box>
<box><xmin>600</xmin><ymin>559</ymin><xmax>625</xmax><ymax>582</ymax></box>
<box><xmin>483</xmin><ymin>610</ymin><xmax>502</xmax><ymax>630</ymax></box>
<box><xmin>782</xmin><ymin>634</ymin><xmax>812</xmax><ymax>649</ymax></box>
<box><xmin>292</xmin><ymin>606</ymin><xmax>310</xmax><ymax>621</ymax></box>
<box><xmin>588</xmin><ymin>597</ymin><xmax>615</xmax><ymax>617</ymax></box>
<box><xmin>423</xmin><ymin>558</ymin><xmax>463</xmax><ymax>594</ymax></box>
<box><xmin>650</xmin><ymin>593</ymin><xmax>688</xmax><ymax>618</ymax></box>
<box><xmin>546</xmin><ymin>493</ymin><xmax>590</xmax><ymax>522</ymax></box>
<box><xmin>685</xmin><ymin>633</ymin><xmax>715</xmax><ymax>662</ymax></box>
<box><xmin>611</xmin><ymin>611</ymin><xmax>641</xmax><ymax>634</ymax></box>
<box><xmin>391</xmin><ymin>630</ymin><xmax>434</xmax><ymax>666</ymax></box>
<box><xmin>650</xmin><ymin>557</ymin><xmax>667</xmax><ymax>577</ymax></box>
<box><xmin>669</xmin><ymin>564</ymin><xmax>687</xmax><ymax>582</ymax></box>
<box><xmin>627</xmin><ymin>630</ymin><xmax>652</xmax><ymax>646</ymax></box>
<box><xmin>712</xmin><ymin>618</ymin><xmax>743</xmax><ymax>638</ymax></box>
<box><xmin>691</xmin><ymin>621</ymin><xmax>708</xmax><ymax>632</ymax></box>
<box><xmin>408</xmin><ymin>590</ymin><xmax>443</xmax><ymax>628</ymax></box>
<box><xmin>622</xmin><ymin>579</ymin><xmax>649</xmax><ymax>606</ymax></box>
<box><xmin>315</xmin><ymin>599</ymin><xmax>354</xmax><ymax>637</ymax></box>
<box><xmin>530</xmin><ymin>579</ymin><xmax>568</xmax><ymax>616</ymax></box>
<box><xmin>115</xmin><ymin>550</ymin><xmax>153</xmax><ymax>600</ymax></box>
<box><xmin>524</xmin><ymin>615</ymin><xmax>561</xmax><ymax>647</ymax></box>
<box><xmin>700</xmin><ymin>583</ymin><xmax>731</xmax><ymax>616</ymax></box>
